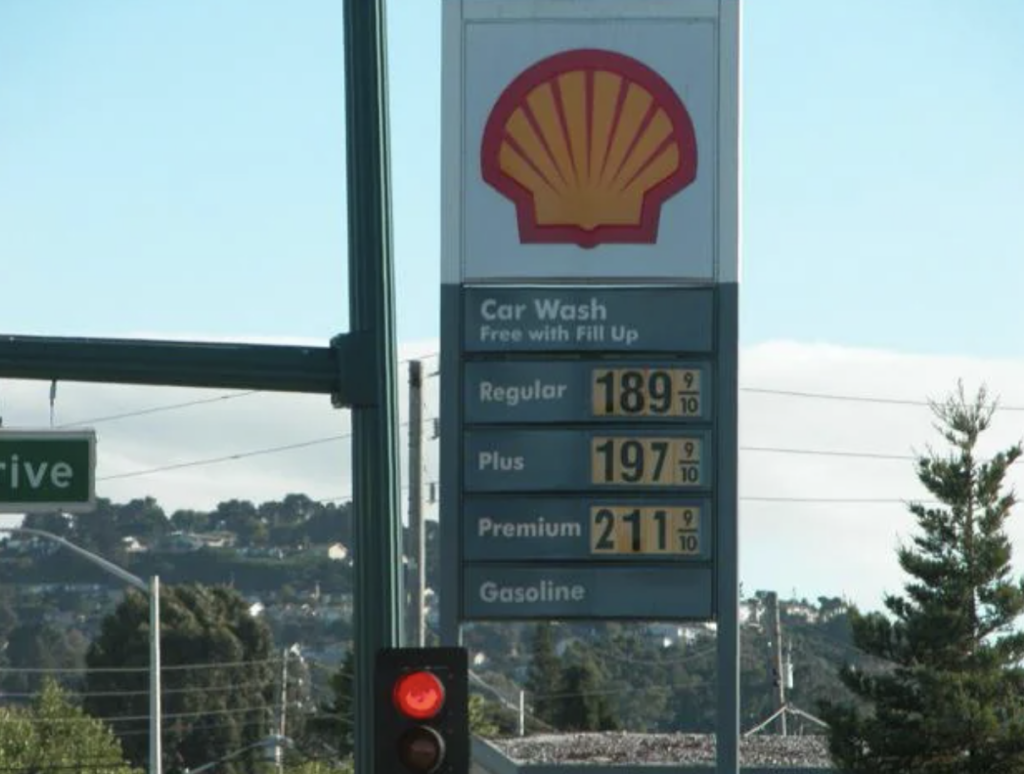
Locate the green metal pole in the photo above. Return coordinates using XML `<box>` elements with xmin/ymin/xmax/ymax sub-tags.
<box><xmin>342</xmin><ymin>1</ymin><xmax>404</xmax><ymax>773</ymax></box>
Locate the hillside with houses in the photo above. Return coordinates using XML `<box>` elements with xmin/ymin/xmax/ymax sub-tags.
<box><xmin>0</xmin><ymin>494</ymin><xmax>869</xmax><ymax>741</ymax></box>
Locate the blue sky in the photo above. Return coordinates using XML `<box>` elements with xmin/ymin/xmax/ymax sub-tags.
<box><xmin>2</xmin><ymin>0</ymin><xmax>1021</xmax><ymax>357</ymax></box>
<box><xmin>3</xmin><ymin>2</ymin><xmax>1024</xmax><ymax>611</ymax></box>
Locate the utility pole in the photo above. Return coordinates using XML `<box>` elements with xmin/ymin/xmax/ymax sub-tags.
<box><xmin>277</xmin><ymin>647</ymin><xmax>288</xmax><ymax>774</ymax></box>
<box><xmin>768</xmin><ymin>591</ymin><xmax>787</xmax><ymax>736</ymax></box>
<box><xmin>408</xmin><ymin>359</ymin><xmax>425</xmax><ymax>647</ymax></box>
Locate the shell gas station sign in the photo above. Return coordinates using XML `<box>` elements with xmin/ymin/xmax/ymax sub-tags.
<box><xmin>439</xmin><ymin>0</ymin><xmax>739</xmax><ymax>632</ymax></box>
<box><xmin>451</xmin><ymin>7</ymin><xmax>728</xmax><ymax>284</ymax></box>
<box><xmin>479</xmin><ymin>48</ymin><xmax>698</xmax><ymax>249</ymax></box>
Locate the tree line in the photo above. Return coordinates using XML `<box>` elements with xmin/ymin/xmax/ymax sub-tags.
<box><xmin>3</xmin><ymin>381</ymin><xmax>1023</xmax><ymax>772</ymax></box>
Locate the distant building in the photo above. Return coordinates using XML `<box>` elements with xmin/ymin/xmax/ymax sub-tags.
<box><xmin>784</xmin><ymin>602</ymin><xmax>819</xmax><ymax>623</ymax></box>
<box><xmin>309</xmin><ymin>542</ymin><xmax>348</xmax><ymax>561</ymax></box>
<box><xmin>122</xmin><ymin>536</ymin><xmax>147</xmax><ymax>553</ymax></box>
<box><xmin>1</xmin><ymin>537</ymin><xmax>58</xmax><ymax>557</ymax></box>
<box><xmin>160</xmin><ymin>530</ymin><xmax>236</xmax><ymax>552</ymax></box>
<box><xmin>646</xmin><ymin>624</ymin><xmax>710</xmax><ymax>646</ymax></box>
<box><xmin>740</xmin><ymin>598</ymin><xmax>764</xmax><ymax>628</ymax></box>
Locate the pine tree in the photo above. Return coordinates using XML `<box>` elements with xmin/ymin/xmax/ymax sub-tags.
<box><xmin>300</xmin><ymin>645</ymin><xmax>354</xmax><ymax>764</ymax></box>
<box><xmin>526</xmin><ymin>622</ymin><xmax>562</xmax><ymax>725</ymax></box>
<box><xmin>0</xmin><ymin>679</ymin><xmax>139</xmax><ymax>774</ymax></box>
<box><xmin>554</xmin><ymin>654</ymin><xmax>619</xmax><ymax>732</ymax></box>
<box><xmin>820</xmin><ymin>382</ymin><xmax>1024</xmax><ymax>773</ymax></box>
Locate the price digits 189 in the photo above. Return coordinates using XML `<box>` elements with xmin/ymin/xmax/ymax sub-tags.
<box><xmin>592</xmin><ymin>367</ymin><xmax>701</xmax><ymax>417</ymax></box>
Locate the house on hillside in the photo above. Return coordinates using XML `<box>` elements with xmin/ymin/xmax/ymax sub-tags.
<box><xmin>740</xmin><ymin>597</ymin><xmax>765</xmax><ymax>628</ymax></box>
<box><xmin>783</xmin><ymin>601</ymin><xmax>819</xmax><ymax>623</ymax></box>
<box><xmin>122</xmin><ymin>536</ymin><xmax>147</xmax><ymax>553</ymax></box>
<box><xmin>160</xmin><ymin>530</ymin><xmax>237</xmax><ymax>552</ymax></box>
<box><xmin>309</xmin><ymin>542</ymin><xmax>348</xmax><ymax>561</ymax></box>
<box><xmin>647</xmin><ymin>623</ymin><xmax>711</xmax><ymax>647</ymax></box>
<box><xmin>1</xmin><ymin>537</ymin><xmax>58</xmax><ymax>557</ymax></box>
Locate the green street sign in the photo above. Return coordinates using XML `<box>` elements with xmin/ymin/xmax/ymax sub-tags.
<box><xmin>0</xmin><ymin>430</ymin><xmax>96</xmax><ymax>513</ymax></box>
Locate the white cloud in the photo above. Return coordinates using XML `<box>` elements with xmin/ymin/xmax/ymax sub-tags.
<box><xmin>739</xmin><ymin>341</ymin><xmax>1024</xmax><ymax>610</ymax></box>
<box><xmin>3</xmin><ymin>335</ymin><xmax>1024</xmax><ymax>612</ymax></box>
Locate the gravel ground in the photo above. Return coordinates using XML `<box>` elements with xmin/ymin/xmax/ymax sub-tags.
<box><xmin>492</xmin><ymin>732</ymin><xmax>834</xmax><ymax>768</ymax></box>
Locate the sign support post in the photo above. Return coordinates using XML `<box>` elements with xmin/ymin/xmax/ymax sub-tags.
<box><xmin>343</xmin><ymin>2</ymin><xmax>405</xmax><ymax>773</ymax></box>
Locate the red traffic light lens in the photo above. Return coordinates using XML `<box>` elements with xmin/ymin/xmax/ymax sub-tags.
<box><xmin>393</xmin><ymin>670</ymin><xmax>446</xmax><ymax>719</ymax></box>
<box><xmin>397</xmin><ymin>725</ymin><xmax>445</xmax><ymax>773</ymax></box>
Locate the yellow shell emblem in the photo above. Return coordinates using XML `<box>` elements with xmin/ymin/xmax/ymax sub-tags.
<box><xmin>481</xmin><ymin>48</ymin><xmax>698</xmax><ymax>248</ymax></box>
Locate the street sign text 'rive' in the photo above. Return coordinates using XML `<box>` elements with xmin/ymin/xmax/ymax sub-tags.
<box><xmin>0</xmin><ymin>430</ymin><xmax>96</xmax><ymax>513</ymax></box>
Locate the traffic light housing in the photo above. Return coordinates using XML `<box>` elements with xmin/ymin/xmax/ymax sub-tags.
<box><xmin>375</xmin><ymin>646</ymin><xmax>469</xmax><ymax>774</ymax></box>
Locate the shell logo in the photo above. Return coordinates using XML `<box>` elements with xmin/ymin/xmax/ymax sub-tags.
<box><xmin>481</xmin><ymin>48</ymin><xmax>698</xmax><ymax>249</ymax></box>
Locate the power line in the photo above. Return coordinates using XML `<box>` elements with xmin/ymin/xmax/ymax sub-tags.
<box><xmin>743</xmin><ymin>445</ymin><xmax>914</xmax><ymax>461</ymax></box>
<box><xmin>741</xmin><ymin>385</ymin><xmax>1024</xmax><ymax>411</ymax></box>
<box><xmin>0</xmin><ymin>681</ymin><xmax>274</xmax><ymax>699</ymax></box>
<box><xmin>17</xmin><ymin>341</ymin><xmax>1023</xmax><ymax>436</ymax></box>
<box><xmin>57</xmin><ymin>391</ymin><xmax>261</xmax><ymax>429</ymax></box>
<box><xmin>118</xmin><ymin>715</ymin><xmax>279</xmax><ymax>737</ymax></box>
<box><xmin>97</xmin><ymin>435</ymin><xmax>353</xmax><ymax>482</ymax></box>
<box><xmin>589</xmin><ymin>643</ymin><xmax>718</xmax><ymax>667</ymax></box>
<box><xmin>313</xmin><ymin>488</ymin><xmax>934</xmax><ymax>507</ymax></box>
<box><xmin>743</xmin><ymin>496</ymin><xmax>937</xmax><ymax>505</ymax></box>
<box><xmin>97</xmin><ymin>415</ymin><xmax>437</xmax><ymax>483</ymax></box>
<box><xmin>6</xmin><ymin>704</ymin><xmax>283</xmax><ymax>725</ymax></box>
<box><xmin>0</xmin><ymin>657</ymin><xmax>281</xmax><ymax>675</ymax></box>
<box><xmin>0</xmin><ymin>762</ymin><xmax>136</xmax><ymax>772</ymax></box>
<box><xmin>531</xmin><ymin>674</ymin><xmax>714</xmax><ymax>701</ymax></box>
<box><xmin>46</xmin><ymin>352</ymin><xmax>440</xmax><ymax>429</ymax></box>
<box><xmin>98</xmin><ymin>438</ymin><xmax>911</xmax><ymax>486</ymax></box>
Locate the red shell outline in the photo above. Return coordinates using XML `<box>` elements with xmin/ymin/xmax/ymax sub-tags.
<box><xmin>480</xmin><ymin>48</ymin><xmax>698</xmax><ymax>249</ymax></box>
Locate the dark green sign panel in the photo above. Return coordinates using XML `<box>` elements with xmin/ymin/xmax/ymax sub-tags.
<box><xmin>0</xmin><ymin>430</ymin><xmax>96</xmax><ymax>513</ymax></box>
<box><xmin>463</xmin><ymin>496</ymin><xmax>712</xmax><ymax>562</ymax></box>
<box><xmin>463</xmin><ymin>287</ymin><xmax>714</xmax><ymax>353</ymax></box>
<box><xmin>463</xmin><ymin>428</ymin><xmax>713</xmax><ymax>493</ymax></box>
<box><xmin>442</xmin><ymin>282</ymin><xmax>732</xmax><ymax>624</ymax></box>
<box><xmin>464</xmin><ymin>360</ymin><xmax>712</xmax><ymax>424</ymax></box>
<box><xmin>463</xmin><ymin>564</ymin><xmax>714</xmax><ymax>619</ymax></box>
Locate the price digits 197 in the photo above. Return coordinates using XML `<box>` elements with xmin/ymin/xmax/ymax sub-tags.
<box><xmin>592</xmin><ymin>367</ymin><xmax>701</xmax><ymax>417</ymax></box>
<box><xmin>591</xmin><ymin>436</ymin><xmax>702</xmax><ymax>487</ymax></box>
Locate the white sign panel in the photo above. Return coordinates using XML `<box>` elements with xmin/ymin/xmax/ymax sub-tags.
<box><xmin>443</xmin><ymin>0</ymin><xmax>734</xmax><ymax>284</ymax></box>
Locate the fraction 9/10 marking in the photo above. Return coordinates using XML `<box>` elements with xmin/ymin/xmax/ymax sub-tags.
<box><xmin>592</xmin><ymin>367</ymin><xmax>702</xmax><ymax>418</ymax></box>
<box><xmin>590</xmin><ymin>506</ymin><xmax>701</xmax><ymax>555</ymax></box>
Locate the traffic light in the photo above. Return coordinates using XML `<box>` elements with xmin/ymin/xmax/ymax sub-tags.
<box><xmin>375</xmin><ymin>646</ymin><xmax>469</xmax><ymax>774</ymax></box>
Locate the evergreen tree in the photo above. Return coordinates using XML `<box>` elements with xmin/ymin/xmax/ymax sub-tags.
<box><xmin>0</xmin><ymin>679</ymin><xmax>139</xmax><ymax>774</ymax></box>
<box><xmin>302</xmin><ymin>646</ymin><xmax>355</xmax><ymax>761</ymax></box>
<box><xmin>468</xmin><ymin>694</ymin><xmax>501</xmax><ymax>737</ymax></box>
<box><xmin>553</xmin><ymin>654</ymin><xmax>619</xmax><ymax>732</ymax></box>
<box><xmin>820</xmin><ymin>382</ymin><xmax>1024</xmax><ymax>773</ymax></box>
<box><xmin>85</xmin><ymin>583</ymin><xmax>276</xmax><ymax>774</ymax></box>
<box><xmin>526</xmin><ymin>623</ymin><xmax>561</xmax><ymax>725</ymax></box>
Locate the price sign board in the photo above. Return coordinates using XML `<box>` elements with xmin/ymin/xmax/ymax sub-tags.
<box><xmin>438</xmin><ymin>0</ymin><xmax>739</xmax><ymax>629</ymax></box>
<box><xmin>449</xmin><ymin>282</ymin><xmax>729</xmax><ymax>621</ymax></box>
